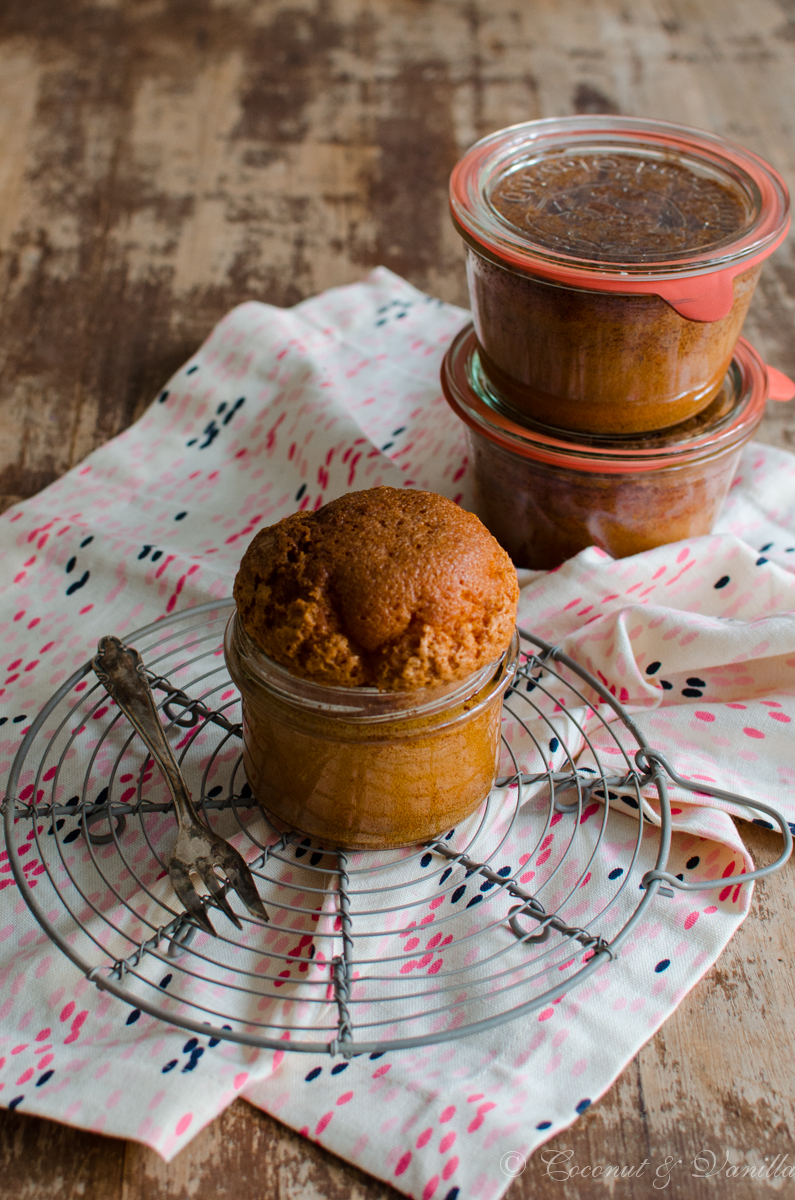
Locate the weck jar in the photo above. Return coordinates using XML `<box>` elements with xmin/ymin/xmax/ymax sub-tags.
<box><xmin>450</xmin><ymin>116</ymin><xmax>790</xmax><ymax>435</ymax></box>
<box><xmin>225</xmin><ymin>611</ymin><xmax>519</xmax><ymax>849</ymax></box>
<box><xmin>441</xmin><ymin>324</ymin><xmax>794</xmax><ymax>569</ymax></box>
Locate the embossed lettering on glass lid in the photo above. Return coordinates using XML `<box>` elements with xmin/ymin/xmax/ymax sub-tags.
<box><xmin>488</xmin><ymin>147</ymin><xmax>756</xmax><ymax>263</ymax></box>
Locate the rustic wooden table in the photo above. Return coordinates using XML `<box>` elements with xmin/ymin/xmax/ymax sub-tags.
<box><xmin>2</xmin><ymin>2</ymin><xmax>795</xmax><ymax>1197</ymax></box>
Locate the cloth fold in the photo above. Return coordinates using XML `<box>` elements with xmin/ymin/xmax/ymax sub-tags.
<box><xmin>1</xmin><ymin>268</ymin><xmax>793</xmax><ymax>1200</ymax></box>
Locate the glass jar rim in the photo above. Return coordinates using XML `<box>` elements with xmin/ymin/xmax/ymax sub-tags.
<box><xmin>441</xmin><ymin>326</ymin><xmax>768</xmax><ymax>474</ymax></box>
<box><xmin>450</xmin><ymin>116</ymin><xmax>790</xmax><ymax>282</ymax></box>
<box><xmin>225</xmin><ymin>612</ymin><xmax>519</xmax><ymax>724</ymax></box>
<box><xmin>450</xmin><ymin>117</ymin><xmax>790</xmax><ymax>320</ymax></box>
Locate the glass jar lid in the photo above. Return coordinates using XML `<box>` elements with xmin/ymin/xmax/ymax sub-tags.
<box><xmin>441</xmin><ymin>325</ymin><xmax>778</xmax><ymax>473</ymax></box>
<box><xmin>450</xmin><ymin>117</ymin><xmax>790</xmax><ymax>320</ymax></box>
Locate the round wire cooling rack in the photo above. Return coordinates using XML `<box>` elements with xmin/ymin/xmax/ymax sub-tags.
<box><xmin>3</xmin><ymin>600</ymin><xmax>791</xmax><ymax>1058</ymax></box>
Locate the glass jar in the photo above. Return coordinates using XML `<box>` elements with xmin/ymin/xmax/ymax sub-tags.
<box><xmin>441</xmin><ymin>324</ymin><xmax>793</xmax><ymax>569</ymax></box>
<box><xmin>450</xmin><ymin>116</ymin><xmax>789</xmax><ymax>435</ymax></box>
<box><xmin>224</xmin><ymin>613</ymin><xmax>519</xmax><ymax>849</ymax></box>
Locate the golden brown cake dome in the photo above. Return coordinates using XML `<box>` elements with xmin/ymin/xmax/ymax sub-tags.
<box><xmin>233</xmin><ymin>486</ymin><xmax>519</xmax><ymax>690</ymax></box>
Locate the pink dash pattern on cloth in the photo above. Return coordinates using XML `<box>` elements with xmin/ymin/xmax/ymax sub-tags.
<box><xmin>1</xmin><ymin>268</ymin><xmax>795</xmax><ymax>1200</ymax></box>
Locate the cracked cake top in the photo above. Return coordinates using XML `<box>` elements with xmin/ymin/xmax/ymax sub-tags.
<box><xmin>233</xmin><ymin>486</ymin><xmax>519</xmax><ymax>690</ymax></box>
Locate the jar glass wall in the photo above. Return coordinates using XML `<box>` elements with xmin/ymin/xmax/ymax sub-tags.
<box><xmin>464</xmin><ymin>430</ymin><xmax>744</xmax><ymax>567</ymax></box>
<box><xmin>225</xmin><ymin>613</ymin><xmax>519</xmax><ymax>849</ymax></box>
<box><xmin>441</xmin><ymin>325</ymin><xmax>770</xmax><ymax>569</ymax></box>
<box><xmin>465</xmin><ymin>246</ymin><xmax>760</xmax><ymax>434</ymax></box>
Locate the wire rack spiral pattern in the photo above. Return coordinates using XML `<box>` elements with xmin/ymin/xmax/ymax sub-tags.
<box><xmin>4</xmin><ymin>601</ymin><xmax>790</xmax><ymax>1056</ymax></box>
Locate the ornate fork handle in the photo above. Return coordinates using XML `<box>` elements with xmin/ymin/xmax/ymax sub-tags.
<box><xmin>93</xmin><ymin>636</ymin><xmax>202</xmax><ymax>829</ymax></box>
<box><xmin>93</xmin><ymin>635</ymin><xmax>269</xmax><ymax>935</ymax></box>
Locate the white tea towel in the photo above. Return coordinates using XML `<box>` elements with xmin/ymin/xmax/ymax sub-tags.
<box><xmin>1</xmin><ymin>269</ymin><xmax>793</xmax><ymax>1200</ymax></box>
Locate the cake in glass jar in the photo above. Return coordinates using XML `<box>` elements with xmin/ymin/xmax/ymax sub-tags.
<box><xmin>450</xmin><ymin>116</ymin><xmax>789</xmax><ymax>434</ymax></box>
<box><xmin>441</xmin><ymin>324</ymin><xmax>794</xmax><ymax>568</ymax></box>
<box><xmin>226</xmin><ymin>487</ymin><xmax>519</xmax><ymax>848</ymax></box>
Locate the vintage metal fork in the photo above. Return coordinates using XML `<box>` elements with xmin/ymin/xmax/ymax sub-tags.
<box><xmin>92</xmin><ymin>635</ymin><xmax>269</xmax><ymax>936</ymax></box>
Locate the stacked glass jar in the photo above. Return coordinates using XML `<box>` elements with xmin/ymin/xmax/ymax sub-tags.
<box><xmin>442</xmin><ymin>116</ymin><xmax>794</xmax><ymax>568</ymax></box>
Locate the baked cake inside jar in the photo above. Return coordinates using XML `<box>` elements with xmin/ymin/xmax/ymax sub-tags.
<box><xmin>233</xmin><ymin>486</ymin><xmax>519</xmax><ymax>691</ymax></box>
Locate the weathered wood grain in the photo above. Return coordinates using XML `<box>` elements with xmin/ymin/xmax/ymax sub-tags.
<box><xmin>1</xmin><ymin>1</ymin><xmax>795</xmax><ymax>1197</ymax></box>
